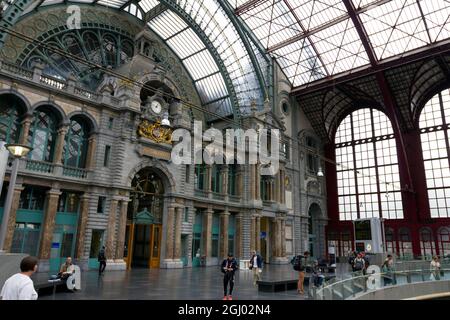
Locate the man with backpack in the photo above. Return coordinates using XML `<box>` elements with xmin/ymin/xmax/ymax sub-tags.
<box><xmin>353</xmin><ymin>252</ymin><xmax>366</xmax><ymax>274</ymax></box>
<box><xmin>292</xmin><ymin>251</ymin><xmax>312</xmax><ymax>295</ymax></box>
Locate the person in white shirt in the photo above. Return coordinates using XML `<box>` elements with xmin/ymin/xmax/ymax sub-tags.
<box><xmin>0</xmin><ymin>256</ymin><xmax>39</xmax><ymax>300</ymax></box>
<box><xmin>430</xmin><ymin>255</ymin><xmax>441</xmax><ymax>281</ymax></box>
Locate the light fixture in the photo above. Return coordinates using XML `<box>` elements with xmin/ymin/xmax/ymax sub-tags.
<box><xmin>5</xmin><ymin>143</ymin><xmax>32</xmax><ymax>158</ymax></box>
<box><xmin>317</xmin><ymin>164</ymin><xmax>324</xmax><ymax>177</ymax></box>
<box><xmin>161</xmin><ymin>112</ymin><xmax>171</xmax><ymax>128</ymax></box>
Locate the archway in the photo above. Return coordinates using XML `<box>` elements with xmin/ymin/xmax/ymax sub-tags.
<box><xmin>125</xmin><ymin>168</ymin><xmax>166</xmax><ymax>269</ymax></box>
<box><xmin>308</xmin><ymin>203</ymin><xmax>322</xmax><ymax>258</ymax></box>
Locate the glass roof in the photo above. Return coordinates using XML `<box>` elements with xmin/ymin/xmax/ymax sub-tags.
<box><xmin>30</xmin><ymin>0</ymin><xmax>265</xmax><ymax>120</ymax></box>
<box><xmin>229</xmin><ymin>0</ymin><xmax>450</xmax><ymax>87</ymax></box>
<box><xmin>10</xmin><ymin>0</ymin><xmax>450</xmax><ymax>93</ymax></box>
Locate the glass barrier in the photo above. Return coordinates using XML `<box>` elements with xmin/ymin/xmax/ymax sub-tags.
<box><xmin>312</xmin><ymin>263</ymin><xmax>450</xmax><ymax>300</ymax></box>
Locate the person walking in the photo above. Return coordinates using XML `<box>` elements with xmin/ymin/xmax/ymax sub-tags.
<box><xmin>430</xmin><ymin>255</ymin><xmax>441</xmax><ymax>281</ymax></box>
<box><xmin>381</xmin><ymin>254</ymin><xmax>395</xmax><ymax>286</ymax></box>
<box><xmin>98</xmin><ymin>246</ymin><xmax>107</xmax><ymax>276</ymax></box>
<box><xmin>249</xmin><ymin>250</ymin><xmax>263</xmax><ymax>286</ymax></box>
<box><xmin>221</xmin><ymin>253</ymin><xmax>238</xmax><ymax>300</ymax></box>
<box><xmin>0</xmin><ymin>256</ymin><xmax>39</xmax><ymax>300</ymax></box>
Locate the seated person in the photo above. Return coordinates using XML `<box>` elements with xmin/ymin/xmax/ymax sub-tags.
<box><xmin>58</xmin><ymin>257</ymin><xmax>75</xmax><ymax>280</ymax></box>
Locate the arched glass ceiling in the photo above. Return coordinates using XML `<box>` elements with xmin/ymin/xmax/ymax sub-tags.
<box><xmin>229</xmin><ymin>0</ymin><xmax>450</xmax><ymax>88</ymax></box>
<box><xmin>23</xmin><ymin>0</ymin><xmax>266</xmax><ymax>120</ymax></box>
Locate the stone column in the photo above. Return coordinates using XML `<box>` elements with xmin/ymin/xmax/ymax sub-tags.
<box><xmin>221</xmin><ymin>165</ymin><xmax>228</xmax><ymax>196</ymax></box>
<box><xmin>115</xmin><ymin>200</ymin><xmax>129</xmax><ymax>261</ymax></box>
<box><xmin>18</xmin><ymin>115</ymin><xmax>33</xmax><ymax>145</ymax></box>
<box><xmin>173</xmin><ymin>206</ymin><xmax>183</xmax><ymax>260</ymax></box>
<box><xmin>202</xmin><ymin>208</ymin><xmax>213</xmax><ymax>262</ymax></box>
<box><xmin>165</xmin><ymin>206</ymin><xmax>175</xmax><ymax>260</ymax></box>
<box><xmin>275</xmin><ymin>172</ymin><xmax>280</xmax><ymax>203</ymax></box>
<box><xmin>236</xmin><ymin>167</ymin><xmax>243</xmax><ymax>196</ymax></box>
<box><xmin>235</xmin><ymin>213</ymin><xmax>242</xmax><ymax>259</ymax></box>
<box><xmin>53</xmin><ymin>125</ymin><xmax>69</xmax><ymax>164</ymax></box>
<box><xmin>206</xmin><ymin>165</ymin><xmax>212</xmax><ymax>195</ymax></box>
<box><xmin>281</xmin><ymin>217</ymin><xmax>286</xmax><ymax>257</ymax></box>
<box><xmin>270</xmin><ymin>218</ymin><xmax>277</xmax><ymax>258</ymax></box>
<box><xmin>255</xmin><ymin>163</ymin><xmax>260</xmax><ymax>200</ymax></box>
<box><xmin>250</xmin><ymin>215</ymin><xmax>256</xmax><ymax>251</ymax></box>
<box><xmin>275</xmin><ymin>218</ymin><xmax>281</xmax><ymax>257</ymax></box>
<box><xmin>3</xmin><ymin>187</ymin><xmax>23</xmax><ymax>252</ymax></box>
<box><xmin>255</xmin><ymin>215</ymin><xmax>261</xmax><ymax>253</ymax></box>
<box><xmin>85</xmin><ymin>134</ymin><xmax>97</xmax><ymax>170</ymax></box>
<box><xmin>219</xmin><ymin>211</ymin><xmax>229</xmax><ymax>258</ymax></box>
<box><xmin>280</xmin><ymin>170</ymin><xmax>285</xmax><ymax>204</ymax></box>
<box><xmin>75</xmin><ymin>194</ymin><xmax>90</xmax><ymax>259</ymax></box>
<box><xmin>106</xmin><ymin>198</ymin><xmax>119</xmax><ymax>260</ymax></box>
<box><xmin>38</xmin><ymin>189</ymin><xmax>61</xmax><ymax>259</ymax></box>
<box><xmin>249</xmin><ymin>165</ymin><xmax>255</xmax><ymax>199</ymax></box>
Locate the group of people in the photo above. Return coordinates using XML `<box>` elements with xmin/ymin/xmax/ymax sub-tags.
<box><xmin>220</xmin><ymin>250</ymin><xmax>263</xmax><ymax>300</ymax></box>
<box><xmin>0</xmin><ymin>245</ymin><xmax>108</xmax><ymax>300</ymax></box>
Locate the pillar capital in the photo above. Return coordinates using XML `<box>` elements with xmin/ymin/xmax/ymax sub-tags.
<box><xmin>46</xmin><ymin>189</ymin><xmax>62</xmax><ymax>197</ymax></box>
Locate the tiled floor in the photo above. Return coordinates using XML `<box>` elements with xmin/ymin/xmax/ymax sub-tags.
<box><xmin>36</xmin><ymin>264</ymin><xmax>341</xmax><ymax>300</ymax></box>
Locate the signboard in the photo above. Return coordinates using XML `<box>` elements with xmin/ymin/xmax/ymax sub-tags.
<box><xmin>140</xmin><ymin>146</ymin><xmax>171</xmax><ymax>161</ymax></box>
<box><xmin>51</xmin><ymin>242</ymin><xmax>60</xmax><ymax>249</ymax></box>
<box><xmin>260</xmin><ymin>231</ymin><xmax>267</xmax><ymax>239</ymax></box>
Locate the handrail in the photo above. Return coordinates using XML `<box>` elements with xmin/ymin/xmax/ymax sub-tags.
<box><xmin>314</xmin><ymin>266</ymin><xmax>450</xmax><ymax>300</ymax></box>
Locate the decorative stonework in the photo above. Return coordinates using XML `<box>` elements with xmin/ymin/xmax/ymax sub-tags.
<box><xmin>138</xmin><ymin>119</ymin><xmax>172</xmax><ymax>144</ymax></box>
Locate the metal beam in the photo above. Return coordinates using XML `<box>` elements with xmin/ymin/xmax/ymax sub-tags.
<box><xmin>266</xmin><ymin>0</ymin><xmax>391</xmax><ymax>53</ymax></box>
<box><xmin>282</xmin><ymin>0</ymin><xmax>329</xmax><ymax>76</ymax></box>
<box><xmin>342</xmin><ymin>0</ymin><xmax>377</xmax><ymax>67</ymax></box>
<box><xmin>235</xmin><ymin>0</ymin><xmax>268</xmax><ymax>16</ymax></box>
<box><xmin>292</xmin><ymin>40</ymin><xmax>450</xmax><ymax>96</ymax></box>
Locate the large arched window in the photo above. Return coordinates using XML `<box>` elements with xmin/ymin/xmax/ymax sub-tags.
<box><xmin>419</xmin><ymin>228</ymin><xmax>435</xmax><ymax>259</ymax></box>
<box><xmin>419</xmin><ymin>89</ymin><xmax>450</xmax><ymax>218</ymax></box>
<box><xmin>28</xmin><ymin>108</ymin><xmax>58</xmax><ymax>162</ymax></box>
<box><xmin>63</xmin><ymin>118</ymin><xmax>89</xmax><ymax>168</ymax></box>
<box><xmin>438</xmin><ymin>228</ymin><xmax>450</xmax><ymax>257</ymax></box>
<box><xmin>335</xmin><ymin>108</ymin><xmax>403</xmax><ymax>221</ymax></box>
<box><xmin>0</xmin><ymin>95</ymin><xmax>25</xmax><ymax>144</ymax></box>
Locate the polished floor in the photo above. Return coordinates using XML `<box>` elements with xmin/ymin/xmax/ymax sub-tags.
<box><xmin>36</xmin><ymin>264</ymin><xmax>323</xmax><ymax>300</ymax></box>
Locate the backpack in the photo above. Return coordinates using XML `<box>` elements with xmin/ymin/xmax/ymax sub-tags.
<box><xmin>291</xmin><ymin>255</ymin><xmax>305</xmax><ymax>272</ymax></box>
<box><xmin>354</xmin><ymin>258</ymin><xmax>364</xmax><ymax>270</ymax></box>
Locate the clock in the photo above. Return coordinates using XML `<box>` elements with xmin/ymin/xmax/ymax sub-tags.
<box><xmin>151</xmin><ymin>100</ymin><xmax>162</xmax><ymax>114</ymax></box>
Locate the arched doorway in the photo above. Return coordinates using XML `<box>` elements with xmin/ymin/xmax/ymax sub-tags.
<box><xmin>125</xmin><ymin>168</ymin><xmax>165</xmax><ymax>269</ymax></box>
<box><xmin>308</xmin><ymin>203</ymin><xmax>322</xmax><ymax>258</ymax></box>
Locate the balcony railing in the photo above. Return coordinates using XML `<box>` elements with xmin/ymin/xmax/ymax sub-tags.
<box><xmin>228</xmin><ymin>194</ymin><xmax>241</xmax><ymax>203</ymax></box>
<box><xmin>194</xmin><ymin>189</ymin><xmax>209</xmax><ymax>198</ymax></box>
<box><xmin>40</xmin><ymin>74</ymin><xmax>67</xmax><ymax>90</ymax></box>
<box><xmin>62</xmin><ymin>166</ymin><xmax>88</xmax><ymax>179</ymax></box>
<box><xmin>25</xmin><ymin>159</ymin><xmax>54</xmax><ymax>174</ymax></box>
<box><xmin>212</xmin><ymin>192</ymin><xmax>225</xmax><ymax>201</ymax></box>
<box><xmin>1</xmin><ymin>61</ymin><xmax>33</xmax><ymax>79</ymax></box>
<box><xmin>22</xmin><ymin>159</ymin><xmax>88</xmax><ymax>180</ymax></box>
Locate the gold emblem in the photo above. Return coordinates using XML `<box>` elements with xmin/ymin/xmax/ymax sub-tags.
<box><xmin>138</xmin><ymin>119</ymin><xmax>172</xmax><ymax>144</ymax></box>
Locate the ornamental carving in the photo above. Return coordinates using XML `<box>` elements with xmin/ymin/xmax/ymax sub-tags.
<box><xmin>138</xmin><ymin>119</ymin><xmax>172</xmax><ymax>144</ymax></box>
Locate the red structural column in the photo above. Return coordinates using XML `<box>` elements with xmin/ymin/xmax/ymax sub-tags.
<box><xmin>376</xmin><ymin>72</ymin><xmax>423</xmax><ymax>256</ymax></box>
<box><xmin>324</xmin><ymin>142</ymin><xmax>339</xmax><ymax>225</ymax></box>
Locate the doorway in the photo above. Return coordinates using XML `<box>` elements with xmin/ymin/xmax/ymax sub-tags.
<box><xmin>129</xmin><ymin>223</ymin><xmax>162</xmax><ymax>268</ymax></box>
<box><xmin>126</xmin><ymin>168</ymin><xmax>166</xmax><ymax>269</ymax></box>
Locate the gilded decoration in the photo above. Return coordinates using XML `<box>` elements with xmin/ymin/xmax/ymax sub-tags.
<box><xmin>138</xmin><ymin>119</ymin><xmax>172</xmax><ymax>144</ymax></box>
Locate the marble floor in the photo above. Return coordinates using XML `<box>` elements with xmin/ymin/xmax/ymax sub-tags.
<box><xmin>35</xmin><ymin>264</ymin><xmax>344</xmax><ymax>300</ymax></box>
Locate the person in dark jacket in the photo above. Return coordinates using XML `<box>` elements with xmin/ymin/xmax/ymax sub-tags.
<box><xmin>221</xmin><ymin>253</ymin><xmax>238</xmax><ymax>300</ymax></box>
<box><xmin>249</xmin><ymin>250</ymin><xmax>263</xmax><ymax>286</ymax></box>
<box><xmin>98</xmin><ymin>246</ymin><xmax>106</xmax><ymax>275</ymax></box>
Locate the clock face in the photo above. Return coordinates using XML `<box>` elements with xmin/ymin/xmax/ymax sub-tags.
<box><xmin>151</xmin><ymin>100</ymin><xmax>162</xmax><ymax>114</ymax></box>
